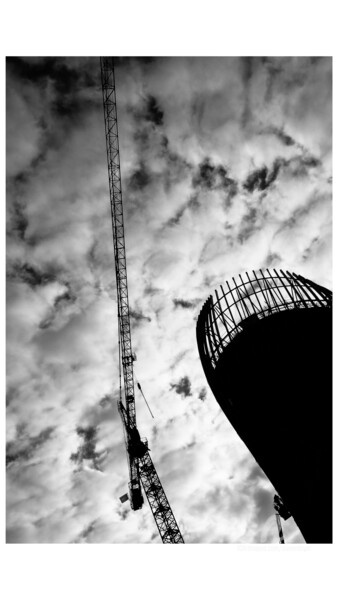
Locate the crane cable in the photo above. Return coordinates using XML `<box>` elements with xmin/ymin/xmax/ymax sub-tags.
<box><xmin>136</xmin><ymin>381</ymin><xmax>154</xmax><ymax>419</ymax></box>
<box><xmin>117</xmin><ymin>304</ymin><xmax>123</xmax><ymax>404</ymax></box>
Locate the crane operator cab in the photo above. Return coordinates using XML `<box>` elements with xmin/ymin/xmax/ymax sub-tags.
<box><xmin>129</xmin><ymin>479</ymin><xmax>144</xmax><ymax>510</ymax></box>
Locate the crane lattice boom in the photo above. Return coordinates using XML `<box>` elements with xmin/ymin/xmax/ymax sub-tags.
<box><xmin>101</xmin><ymin>57</ymin><xmax>141</xmax><ymax>509</ymax></box>
<box><xmin>139</xmin><ymin>452</ymin><xmax>184</xmax><ymax>543</ymax></box>
<box><xmin>100</xmin><ymin>57</ymin><xmax>184</xmax><ymax>543</ymax></box>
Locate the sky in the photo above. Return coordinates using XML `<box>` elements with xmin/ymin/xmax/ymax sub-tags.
<box><xmin>6</xmin><ymin>56</ymin><xmax>332</xmax><ymax>545</ymax></box>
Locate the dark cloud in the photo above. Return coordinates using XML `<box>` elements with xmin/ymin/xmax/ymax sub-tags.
<box><xmin>117</xmin><ymin>505</ymin><xmax>129</xmax><ymax>522</ymax></box>
<box><xmin>128</xmin><ymin>164</ymin><xmax>151</xmax><ymax>190</ymax></box>
<box><xmin>303</xmin><ymin>155</ymin><xmax>321</xmax><ymax>168</ymax></box>
<box><xmin>198</xmin><ymin>388</ymin><xmax>207</xmax><ymax>402</ymax></box>
<box><xmin>193</xmin><ymin>159</ymin><xmax>238</xmax><ymax>205</ymax></box>
<box><xmin>164</xmin><ymin>151</ymin><xmax>192</xmax><ymax>190</ymax></box>
<box><xmin>262</xmin><ymin>57</ymin><xmax>286</xmax><ymax>103</ymax></box>
<box><xmin>193</xmin><ymin>158</ymin><xmax>216</xmax><ymax>189</ymax></box>
<box><xmin>243</xmin><ymin>153</ymin><xmax>321</xmax><ymax>196</ymax></box>
<box><xmin>7</xmin><ymin>57</ymin><xmax>60</xmax><ymax>84</ymax></box>
<box><xmin>166</xmin><ymin>203</ymin><xmax>187</xmax><ymax>227</ymax></box>
<box><xmin>170</xmin><ymin>376</ymin><xmax>192</xmax><ymax>397</ymax></box>
<box><xmin>70</xmin><ymin>425</ymin><xmax>102</xmax><ymax>471</ymax></box>
<box><xmin>7</xmin><ymin>57</ymin><xmax>99</xmax><ymax>125</ymax></box>
<box><xmin>6</xmin><ymin>56</ymin><xmax>103</xmax><ymax>192</ymax></box>
<box><xmin>8</xmin><ymin>262</ymin><xmax>55</xmax><ymax>287</ymax></box>
<box><xmin>173</xmin><ymin>298</ymin><xmax>196</xmax><ymax>309</ymax></box>
<box><xmin>7</xmin><ymin>201</ymin><xmax>28</xmax><ymax>240</ymax></box>
<box><xmin>6</xmin><ymin>525</ymin><xmax>30</xmax><ymax>544</ymax></box>
<box><xmin>223</xmin><ymin>179</ymin><xmax>238</xmax><ymax>204</ymax></box>
<box><xmin>6</xmin><ymin>387</ymin><xmax>16</xmax><ymax>407</ymax></box>
<box><xmin>241</xmin><ymin>57</ymin><xmax>255</xmax><ymax>127</ymax></box>
<box><xmin>6</xmin><ymin>426</ymin><xmax>55</xmax><ymax>467</ymax></box>
<box><xmin>265</xmin><ymin>126</ymin><xmax>295</xmax><ymax>147</ymax></box>
<box><xmin>191</xmin><ymin>96</ymin><xmax>205</xmax><ymax>127</ymax></box>
<box><xmin>265</xmin><ymin>252</ymin><xmax>282</xmax><ymax>268</ymax></box>
<box><xmin>161</xmin><ymin>135</ymin><xmax>169</xmax><ymax>150</ymax></box>
<box><xmin>133</xmin><ymin>127</ymin><xmax>150</xmax><ymax>148</ymax></box>
<box><xmin>145</xmin><ymin>95</ymin><xmax>164</xmax><ymax>126</ymax></box>
<box><xmin>37</xmin><ymin>284</ymin><xmax>75</xmax><ymax>330</ymax></box>
<box><xmin>130</xmin><ymin>93</ymin><xmax>165</xmax><ymax>162</ymax></box>
<box><xmin>54</xmin><ymin>287</ymin><xmax>75</xmax><ymax>308</ymax></box>
<box><xmin>241</xmin><ymin>57</ymin><xmax>254</xmax><ymax>85</ymax></box>
<box><xmin>144</xmin><ymin>284</ymin><xmax>161</xmax><ymax>297</ymax></box>
<box><xmin>99</xmin><ymin>394</ymin><xmax>113</xmax><ymax>407</ymax></box>
<box><xmin>243</xmin><ymin>161</ymin><xmax>281</xmax><ymax>193</ymax></box>
<box><xmin>79</xmin><ymin>396</ymin><xmax>118</xmax><ymax>431</ymax></box>
<box><xmin>290</xmin><ymin>154</ymin><xmax>321</xmax><ymax>177</ymax></box>
<box><xmin>302</xmin><ymin>236</ymin><xmax>321</xmax><ymax>262</ymax></box>
<box><xmin>237</xmin><ymin>207</ymin><xmax>259</xmax><ymax>243</ymax></box>
<box><xmin>217</xmin><ymin>167</ymin><xmax>238</xmax><ymax>199</ymax></box>
<box><xmin>7</xmin><ymin>56</ymin><xmax>97</xmax><ymax>91</ymax></box>
<box><xmin>130</xmin><ymin>309</ymin><xmax>151</xmax><ymax>324</ymax></box>
<box><xmin>73</xmin><ymin>520</ymin><xmax>97</xmax><ymax>543</ymax></box>
<box><xmin>38</xmin><ymin>315</ymin><xmax>54</xmax><ymax>330</ymax></box>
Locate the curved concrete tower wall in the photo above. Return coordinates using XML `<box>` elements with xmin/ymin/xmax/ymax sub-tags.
<box><xmin>197</xmin><ymin>269</ymin><xmax>332</xmax><ymax>543</ymax></box>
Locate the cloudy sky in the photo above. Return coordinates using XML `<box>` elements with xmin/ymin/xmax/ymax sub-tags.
<box><xmin>6</xmin><ymin>56</ymin><xmax>332</xmax><ymax>544</ymax></box>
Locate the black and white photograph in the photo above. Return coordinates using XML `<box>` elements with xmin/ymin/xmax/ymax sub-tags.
<box><xmin>6</xmin><ymin>55</ymin><xmax>332</xmax><ymax>548</ymax></box>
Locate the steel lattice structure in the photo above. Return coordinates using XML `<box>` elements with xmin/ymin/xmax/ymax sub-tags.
<box><xmin>101</xmin><ymin>57</ymin><xmax>140</xmax><ymax>508</ymax></box>
<box><xmin>197</xmin><ymin>268</ymin><xmax>332</xmax><ymax>371</ymax></box>
<box><xmin>101</xmin><ymin>58</ymin><xmax>184</xmax><ymax>543</ymax></box>
<box><xmin>139</xmin><ymin>452</ymin><xmax>185</xmax><ymax>544</ymax></box>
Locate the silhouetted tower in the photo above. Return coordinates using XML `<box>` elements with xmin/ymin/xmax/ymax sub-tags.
<box><xmin>197</xmin><ymin>269</ymin><xmax>332</xmax><ymax>543</ymax></box>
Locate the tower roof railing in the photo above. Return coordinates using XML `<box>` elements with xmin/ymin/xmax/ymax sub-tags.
<box><xmin>197</xmin><ymin>268</ymin><xmax>332</xmax><ymax>370</ymax></box>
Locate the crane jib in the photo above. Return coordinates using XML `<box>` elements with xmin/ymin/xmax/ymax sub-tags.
<box><xmin>100</xmin><ymin>57</ymin><xmax>184</xmax><ymax>543</ymax></box>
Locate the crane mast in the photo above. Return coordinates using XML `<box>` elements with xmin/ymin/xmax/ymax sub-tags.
<box><xmin>100</xmin><ymin>57</ymin><xmax>184</xmax><ymax>543</ymax></box>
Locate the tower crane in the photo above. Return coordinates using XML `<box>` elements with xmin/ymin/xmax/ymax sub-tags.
<box><xmin>100</xmin><ymin>57</ymin><xmax>184</xmax><ymax>543</ymax></box>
